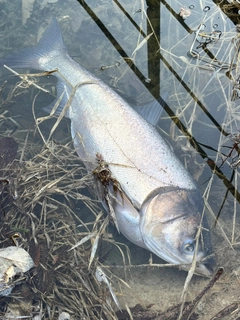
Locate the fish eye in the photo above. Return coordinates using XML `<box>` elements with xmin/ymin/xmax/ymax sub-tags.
<box><xmin>182</xmin><ymin>241</ymin><xmax>195</xmax><ymax>254</ymax></box>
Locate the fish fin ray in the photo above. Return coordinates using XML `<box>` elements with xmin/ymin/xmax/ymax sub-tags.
<box><xmin>133</xmin><ymin>92</ymin><xmax>168</xmax><ymax>126</ymax></box>
<box><xmin>0</xmin><ymin>17</ymin><xmax>66</xmax><ymax>71</ymax></box>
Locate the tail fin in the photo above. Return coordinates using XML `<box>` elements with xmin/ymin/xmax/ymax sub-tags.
<box><xmin>0</xmin><ymin>17</ymin><xmax>67</xmax><ymax>71</ymax></box>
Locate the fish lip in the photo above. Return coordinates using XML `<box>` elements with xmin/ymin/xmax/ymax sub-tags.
<box><xmin>194</xmin><ymin>263</ymin><xmax>214</xmax><ymax>277</ymax></box>
<box><xmin>176</xmin><ymin>256</ymin><xmax>215</xmax><ymax>277</ymax></box>
<box><xmin>197</xmin><ymin>255</ymin><xmax>216</xmax><ymax>277</ymax></box>
<box><xmin>183</xmin><ymin>247</ymin><xmax>216</xmax><ymax>277</ymax></box>
<box><xmin>181</xmin><ymin>253</ymin><xmax>215</xmax><ymax>277</ymax></box>
<box><xmin>181</xmin><ymin>264</ymin><xmax>212</xmax><ymax>277</ymax></box>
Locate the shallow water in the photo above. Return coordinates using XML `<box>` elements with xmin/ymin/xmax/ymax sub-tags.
<box><xmin>0</xmin><ymin>0</ymin><xmax>240</xmax><ymax>319</ymax></box>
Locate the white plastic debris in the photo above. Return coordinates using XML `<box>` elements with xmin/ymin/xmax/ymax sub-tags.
<box><xmin>0</xmin><ymin>246</ymin><xmax>34</xmax><ymax>296</ymax></box>
<box><xmin>58</xmin><ymin>311</ymin><xmax>71</xmax><ymax>320</ymax></box>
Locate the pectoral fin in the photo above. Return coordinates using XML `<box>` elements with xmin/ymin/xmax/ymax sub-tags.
<box><xmin>114</xmin><ymin>191</ymin><xmax>146</xmax><ymax>249</ymax></box>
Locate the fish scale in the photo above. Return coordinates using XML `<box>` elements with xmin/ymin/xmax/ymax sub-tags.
<box><xmin>69</xmin><ymin>82</ymin><xmax>194</xmax><ymax>204</ymax></box>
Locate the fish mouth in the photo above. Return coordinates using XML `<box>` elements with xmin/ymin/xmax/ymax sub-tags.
<box><xmin>164</xmin><ymin>250</ymin><xmax>215</xmax><ymax>277</ymax></box>
<box><xmin>186</xmin><ymin>263</ymin><xmax>213</xmax><ymax>277</ymax></box>
<box><xmin>177</xmin><ymin>251</ymin><xmax>215</xmax><ymax>277</ymax></box>
<box><xmin>144</xmin><ymin>233</ymin><xmax>215</xmax><ymax>277</ymax></box>
<box><xmin>195</xmin><ymin>254</ymin><xmax>215</xmax><ymax>277</ymax></box>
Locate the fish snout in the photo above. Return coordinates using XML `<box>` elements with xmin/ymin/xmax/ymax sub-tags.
<box><xmin>194</xmin><ymin>256</ymin><xmax>215</xmax><ymax>277</ymax></box>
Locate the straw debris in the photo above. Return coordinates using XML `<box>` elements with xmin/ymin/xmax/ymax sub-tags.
<box><xmin>0</xmin><ymin>78</ymin><xmax>124</xmax><ymax>319</ymax></box>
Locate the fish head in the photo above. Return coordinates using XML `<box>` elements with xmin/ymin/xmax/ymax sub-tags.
<box><xmin>140</xmin><ymin>188</ymin><xmax>214</xmax><ymax>277</ymax></box>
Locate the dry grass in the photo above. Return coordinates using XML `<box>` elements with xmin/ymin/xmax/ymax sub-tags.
<box><xmin>0</xmin><ymin>76</ymin><xmax>125</xmax><ymax>319</ymax></box>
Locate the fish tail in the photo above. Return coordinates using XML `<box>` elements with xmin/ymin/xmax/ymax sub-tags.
<box><xmin>0</xmin><ymin>17</ymin><xmax>66</xmax><ymax>71</ymax></box>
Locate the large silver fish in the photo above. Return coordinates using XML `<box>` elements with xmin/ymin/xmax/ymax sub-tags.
<box><xmin>1</xmin><ymin>18</ymin><xmax>214</xmax><ymax>276</ymax></box>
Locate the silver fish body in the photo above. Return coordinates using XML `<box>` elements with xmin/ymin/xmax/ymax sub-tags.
<box><xmin>1</xmin><ymin>18</ymin><xmax>214</xmax><ymax>276</ymax></box>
